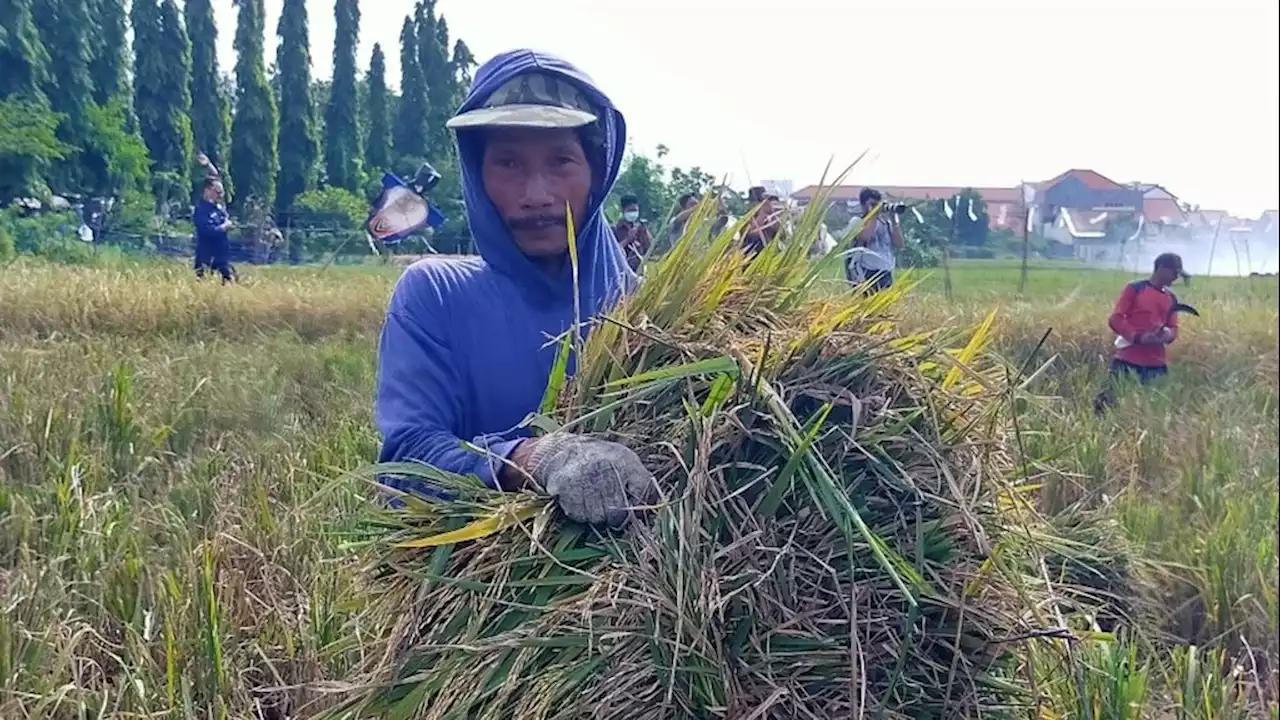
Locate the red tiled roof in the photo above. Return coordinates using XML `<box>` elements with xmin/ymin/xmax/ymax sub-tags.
<box><xmin>792</xmin><ymin>184</ymin><xmax>1021</xmax><ymax>204</ymax></box>
<box><xmin>1037</xmin><ymin>168</ymin><xmax>1126</xmax><ymax>192</ymax></box>
<box><xmin>1142</xmin><ymin>197</ymin><xmax>1187</xmax><ymax>226</ymax></box>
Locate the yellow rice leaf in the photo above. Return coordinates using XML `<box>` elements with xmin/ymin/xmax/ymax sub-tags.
<box><xmin>868</xmin><ymin>320</ymin><xmax>895</xmax><ymax>335</ymax></box>
<box><xmin>394</xmin><ymin>502</ymin><xmax>545</xmax><ymax>548</ymax></box>
<box><xmin>943</xmin><ymin>309</ymin><xmax>997</xmax><ymax>390</ymax></box>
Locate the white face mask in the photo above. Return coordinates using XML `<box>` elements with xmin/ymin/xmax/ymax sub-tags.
<box><xmin>622</xmin><ymin>210</ymin><xmax>639</xmax><ymax>223</ymax></box>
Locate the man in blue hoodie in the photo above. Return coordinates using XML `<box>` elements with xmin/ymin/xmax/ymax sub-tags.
<box><xmin>374</xmin><ymin>50</ymin><xmax>658</xmax><ymax>528</ymax></box>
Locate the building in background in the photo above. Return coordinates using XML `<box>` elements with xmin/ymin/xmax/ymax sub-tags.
<box><xmin>792</xmin><ymin>170</ymin><xmax>1276</xmax><ymax>272</ymax></box>
<box><xmin>791</xmin><ymin>184</ymin><xmax>1024</xmax><ymax>232</ymax></box>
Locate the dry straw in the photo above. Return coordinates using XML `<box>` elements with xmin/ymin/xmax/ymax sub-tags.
<box><xmin>327</xmin><ymin>181</ymin><xmax>1055</xmax><ymax>719</ymax></box>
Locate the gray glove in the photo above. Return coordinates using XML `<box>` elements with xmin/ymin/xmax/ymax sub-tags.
<box><xmin>525</xmin><ymin>434</ymin><xmax>659</xmax><ymax>528</ymax></box>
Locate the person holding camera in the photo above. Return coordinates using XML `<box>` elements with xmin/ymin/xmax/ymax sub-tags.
<box><xmin>844</xmin><ymin>187</ymin><xmax>904</xmax><ymax>293</ymax></box>
<box><xmin>613</xmin><ymin>194</ymin><xmax>652</xmax><ymax>272</ymax></box>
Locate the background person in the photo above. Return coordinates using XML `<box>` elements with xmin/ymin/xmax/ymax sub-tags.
<box><xmin>667</xmin><ymin>192</ymin><xmax>699</xmax><ymax>246</ymax></box>
<box><xmin>192</xmin><ymin>174</ymin><xmax>235</xmax><ymax>284</ymax></box>
<box><xmin>1093</xmin><ymin>252</ymin><xmax>1188</xmax><ymax>413</ymax></box>
<box><xmin>742</xmin><ymin>186</ymin><xmax>782</xmax><ymax>257</ymax></box>
<box><xmin>613</xmin><ymin>194</ymin><xmax>652</xmax><ymax>272</ymax></box>
<box><xmin>844</xmin><ymin>188</ymin><xmax>903</xmax><ymax>292</ymax></box>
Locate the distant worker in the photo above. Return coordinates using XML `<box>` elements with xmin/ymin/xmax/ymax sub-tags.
<box><xmin>1092</xmin><ymin>252</ymin><xmax>1188</xmax><ymax>413</ymax></box>
<box><xmin>844</xmin><ymin>188</ymin><xmax>903</xmax><ymax>293</ymax></box>
<box><xmin>742</xmin><ymin>186</ymin><xmax>782</xmax><ymax>257</ymax></box>
<box><xmin>668</xmin><ymin>192</ymin><xmax>699</xmax><ymax>246</ymax></box>
<box><xmin>613</xmin><ymin>194</ymin><xmax>652</xmax><ymax>273</ymax></box>
<box><xmin>193</xmin><ymin>153</ymin><xmax>235</xmax><ymax>284</ymax></box>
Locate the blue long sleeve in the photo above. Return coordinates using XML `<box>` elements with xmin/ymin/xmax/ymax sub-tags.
<box><xmin>374</xmin><ymin>280</ymin><xmax>522</xmax><ymax>491</ymax></box>
<box><xmin>193</xmin><ymin>201</ymin><xmax>227</xmax><ymax>238</ymax></box>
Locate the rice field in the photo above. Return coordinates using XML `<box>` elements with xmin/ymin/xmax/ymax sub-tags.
<box><xmin>0</xmin><ymin>256</ymin><xmax>1276</xmax><ymax>718</ymax></box>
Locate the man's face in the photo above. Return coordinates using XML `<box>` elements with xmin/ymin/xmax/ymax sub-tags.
<box><xmin>860</xmin><ymin>197</ymin><xmax>878</xmax><ymax>214</ymax></box>
<box><xmin>1154</xmin><ymin>263</ymin><xmax>1182</xmax><ymax>287</ymax></box>
<box><xmin>621</xmin><ymin>203</ymin><xmax>640</xmax><ymax>222</ymax></box>
<box><xmin>204</xmin><ymin>182</ymin><xmax>224</xmax><ymax>203</ymax></box>
<box><xmin>481</xmin><ymin>126</ymin><xmax>593</xmax><ymax>258</ymax></box>
<box><xmin>682</xmin><ymin>197</ymin><xmax>698</xmax><ymax>211</ymax></box>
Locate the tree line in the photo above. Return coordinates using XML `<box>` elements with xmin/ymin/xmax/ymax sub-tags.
<box><xmin>0</xmin><ymin>0</ymin><xmax>476</xmax><ymax>227</ymax></box>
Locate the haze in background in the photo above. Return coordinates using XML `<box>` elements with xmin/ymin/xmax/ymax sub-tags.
<box><xmin>1114</xmin><ymin>235</ymin><xmax>1280</xmax><ymax>277</ymax></box>
<box><xmin>212</xmin><ymin>0</ymin><xmax>1280</xmax><ymax>218</ymax></box>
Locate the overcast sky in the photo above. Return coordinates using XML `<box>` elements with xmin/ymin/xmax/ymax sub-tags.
<box><xmin>211</xmin><ymin>0</ymin><xmax>1280</xmax><ymax>216</ymax></box>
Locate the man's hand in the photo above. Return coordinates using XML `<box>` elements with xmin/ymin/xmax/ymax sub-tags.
<box><xmin>197</xmin><ymin>152</ymin><xmax>210</xmax><ymax>167</ymax></box>
<box><xmin>516</xmin><ymin>434</ymin><xmax>659</xmax><ymax>528</ymax></box>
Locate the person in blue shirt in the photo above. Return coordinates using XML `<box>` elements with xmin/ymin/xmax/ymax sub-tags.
<box><xmin>192</xmin><ymin>155</ymin><xmax>235</xmax><ymax>283</ymax></box>
<box><xmin>374</xmin><ymin>50</ymin><xmax>658</xmax><ymax>528</ymax></box>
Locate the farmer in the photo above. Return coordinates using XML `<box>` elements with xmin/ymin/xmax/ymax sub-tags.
<box><xmin>193</xmin><ymin>154</ymin><xmax>235</xmax><ymax>284</ymax></box>
<box><xmin>374</xmin><ymin>50</ymin><xmax>658</xmax><ymax>528</ymax></box>
<box><xmin>613</xmin><ymin>194</ymin><xmax>652</xmax><ymax>272</ymax></box>
<box><xmin>668</xmin><ymin>192</ymin><xmax>699</xmax><ymax>246</ymax></box>
<box><xmin>742</xmin><ymin>186</ymin><xmax>782</xmax><ymax>257</ymax></box>
<box><xmin>1092</xmin><ymin>252</ymin><xmax>1188</xmax><ymax>413</ymax></box>
<box><xmin>845</xmin><ymin>188</ymin><xmax>904</xmax><ymax>293</ymax></box>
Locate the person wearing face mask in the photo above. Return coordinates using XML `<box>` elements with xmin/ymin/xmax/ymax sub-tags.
<box><xmin>613</xmin><ymin>194</ymin><xmax>652</xmax><ymax>272</ymax></box>
<box><xmin>374</xmin><ymin>51</ymin><xmax>659</xmax><ymax>529</ymax></box>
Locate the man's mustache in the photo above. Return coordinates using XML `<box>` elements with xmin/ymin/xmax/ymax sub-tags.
<box><xmin>506</xmin><ymin>215</ymin><xmax>568</xmax><ymax>231</ymax></box>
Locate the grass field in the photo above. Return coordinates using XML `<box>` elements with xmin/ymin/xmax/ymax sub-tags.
<box><xmin>0</xmin><ymin>256</ymin><xmax>1276</xmax><ymax>718</ymax></box>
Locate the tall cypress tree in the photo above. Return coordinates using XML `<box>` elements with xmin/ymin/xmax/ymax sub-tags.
<box><xmin>32</xmin><ymin>0</ymin><xmax>94</xmax><ymax>188</ymax></box>
<box><xmin>87</xmin><ymin>0</ymin><xmax>129</xmax><ymax>106</ymax></box>
<box><xmin>364</xmin><ymin>43</ymin><xmax>391</xmax><ymax>174</ymax></box>
<box><xmin>324</xmin><ymin>0</ymin><xmax>361</xmax><ymax>190</ymax></box>
<box><xmin>132</xmin><ymin>0</ymin><xmax>193</xmax><ymax>175</ymax></box>
<box><xmin>393</xmin><ymin>16</ymin><xmax>428</xmax><ymax>160</ymax></box>
<box><xmin>414</xmin><ymin>1</ymin><xmax>454</xmax><ymax>155</ymax></box>
<box><xmin>0</xmin><ymin>0</ymin><xmax>50</xmax><ymax>102</ymax></box>
<box><xmin>432</xmin><ymin>16</ymin><xmax>460</xmax><ymax>116</ymax></box>
<box><xmin>1</xmin><ymin>0</ymin><xmax>57</xmax><ymax>199</ymax></box>
<box><xmin>229</xmin><ymin>0</ymin><xmax>279</xmax><ymax>207</ymax></box>
<box><xmin>452</xmin><ymin>39</ymin><xmax>476</xmax><ymax>92</ymax></box>
<box><xmin>275</xmin><ymin>0</ymin><xmax>316</xmax><ymax>214</ymax></box>
<box><xmin>186</xmin><ymin>0</ymin><xmax>230</xmax><ymax>180</ymax></box>
<box><xmin>32</xmin><ymin>0</ymin><xmax>91</xmax><ymax>119</ymax></box>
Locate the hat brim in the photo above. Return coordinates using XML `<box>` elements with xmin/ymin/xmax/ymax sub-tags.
<box><xmin>446</xmin><ymin>104</ymin><xmax>598</xmax><ymax>130</ymax></box>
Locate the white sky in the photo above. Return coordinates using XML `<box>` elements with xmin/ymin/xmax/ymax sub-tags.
<box><xmin>212</xmin><ymin>0</ymin><xmax>1280</xmax><ymax>216</ymax></box>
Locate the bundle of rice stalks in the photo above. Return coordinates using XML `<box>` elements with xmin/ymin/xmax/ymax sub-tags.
<box><xmin>330</xmin><ymin>189</ymin><xmax>1051</xmax><ymax>719</ymax></box>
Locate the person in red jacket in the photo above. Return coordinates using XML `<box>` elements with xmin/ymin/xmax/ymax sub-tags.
<box><xmin>1093</xmin><ymin>252</ymin><xmax>1187</xmax><ymax>413</ymax></box>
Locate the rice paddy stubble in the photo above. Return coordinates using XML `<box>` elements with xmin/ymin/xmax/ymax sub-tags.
<box><xmin>0</xmin><ymin>249</ymin><xmax>1275</xmax><ymax>717</ymax></box>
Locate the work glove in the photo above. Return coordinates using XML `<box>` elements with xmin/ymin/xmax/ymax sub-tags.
<box><xmin>525</xmin><ymin>434</ymin><xmax>659</xmax><ymax>528</ymax></box>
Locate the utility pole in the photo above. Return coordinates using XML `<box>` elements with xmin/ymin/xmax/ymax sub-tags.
<box><xmin>1018</xmin><ymin>183</ymin><xmax>1034</xmax><ymax>295</ymax></box>
<box><xmin>943</xmin><ymin>195</ymin><xmax>957</xmax><ymax>301</ymax></box>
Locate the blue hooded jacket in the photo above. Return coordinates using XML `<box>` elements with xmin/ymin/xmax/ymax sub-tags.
<box><xmin>375</xmin><ymin>50</ymin><xmax>633</xmax><ymax>492</ymax></box>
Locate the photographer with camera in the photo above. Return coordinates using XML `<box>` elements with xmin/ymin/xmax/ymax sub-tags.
<box><xmin>844</xmin><ymin>187</ymin><xmax>904</xmax><ymax>293</ymax></box>
<box><xmin>613</xmin><ymin>194</ymin><xmax>652</xmax><ymax>273</ymax></box>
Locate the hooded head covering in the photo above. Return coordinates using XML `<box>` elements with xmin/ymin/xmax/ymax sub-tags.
<box><xmin>452</xmin><ymin>49</ymin><xmax>634</xmax><ymax>315</ymax></box>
